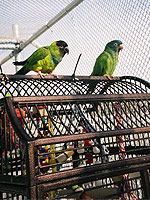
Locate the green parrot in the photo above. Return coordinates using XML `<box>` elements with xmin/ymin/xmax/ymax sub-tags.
<box><xmin>88</xmin><ymin>40</ymin><xmax>123</xmax><ymax>93</ymax></box>
<box><xmin>13</xmin><ymin>40</ymin><xmax>69</xmax><ymax>78</ymax></box>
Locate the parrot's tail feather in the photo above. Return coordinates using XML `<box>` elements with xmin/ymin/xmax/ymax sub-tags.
<box><xmin>13</xmin><ymin>60</ymin><xmax>27</xmax><ymax>66</ymax></box>
<box><xmin>87</xmin><ymin>82</ymin><xmax>97</xmax><ymax>94</ymax></box>
<box><xmin>15</xmin><ymin>67</ymin><xmax>30</xmax><ymax>75</ymax></box>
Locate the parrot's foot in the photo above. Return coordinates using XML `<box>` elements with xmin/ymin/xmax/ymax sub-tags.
<box><xmin>37</xmin><ymin>71</ymin><xmax>46</xmax><ymax>79</ymax></box>
<box><xmin>103</xmin><ymin>74</ymin><xmax>113</xmax><ymax>80</ymax></box>
<box><xmin>38</xmin><ymin>72</ymin><xmax>59</xmax><ymax>79</ymax></box>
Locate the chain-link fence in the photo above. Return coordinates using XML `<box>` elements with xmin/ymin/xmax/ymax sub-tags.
<box><xmin>0</xmin><ymin>0</ymin><xmax>149</xmax><ymax>81</ymax></box>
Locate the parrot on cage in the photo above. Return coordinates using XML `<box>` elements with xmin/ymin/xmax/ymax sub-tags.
<box><xmin>13</xmin><ymin>40</ymin><xmax>69</xmax><ymax>78</ymax></box>
<box><xmin>88</xmin><ymin>40</ymin><xmax>123</xmax><ymax>93</ymax></box>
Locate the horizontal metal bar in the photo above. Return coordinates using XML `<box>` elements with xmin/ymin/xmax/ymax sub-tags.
<box><xmin>0</xmin><ymin>75</ymin><xmax>149</xmax><ymax>87</ymax></box>
<box><xmin>0</xmin><ymin>184</ymin><xmax>28</xmax><ymax>195</ymax></box>
<box><xmin>0</xmin><ymin>74</ymin><xmax>120</xmax><ymax>80</ymax></box>
<box><xmin>0</xmin><ymin>47</ymin><xmax>17</xmax><ymax>50</ymax></box>
<box><xmin>40</xmin><ymin>161</ymin><xmax>150</xmax><ymax>192</ymax></box>
<box><xmin>0</xmin><ymin>74</ymin><xmax>148</xmax><ymax>83</ymax></box>
<box><xmin>12</xmin><ymin>93</ymin><xmax>150</xmax><ymax>105</ymax></box>
<box><xmin>33</xmin><ymin>126</ymin><xmax>150</xmax><ymax>146</ymax></box>
<box><xmin>108</xmin><ymin>146</ymin><xmax>150</xmax><ymax>155</ymax></box>
<box><xmin>0</xmin><ymin>175</ymin><xmax>28</xmax><ymax>185</ymax></box>
<box><xmin>37</xmin><ymin>155</ymin><xmax>150</xmax><ymax>184</ymax></box>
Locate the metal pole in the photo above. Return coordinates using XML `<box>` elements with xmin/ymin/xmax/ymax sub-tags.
<box><xmin>12</xmin><ymin>24</ymin><xmax>21</xmax><ymax>72</ymax></box>
<box><xmin>14</xmin><ymin>52</ymin><xmax>21</xmax><ymax>72</ymax></box>
<box><xmin>0</xmin><ymin>0</ymin><xmax>84</xmax><ymax>66</ymax></box>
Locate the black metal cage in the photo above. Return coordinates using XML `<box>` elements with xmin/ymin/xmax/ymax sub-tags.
<box><xmin>0</xmin><ymin>75</ymin><xmax>150</xmax><ymax>97</ymax></box>
<box><xmin>0</xmin><ymin>75</ymin><xmax>150</xmax><ymax>200</ymax></box>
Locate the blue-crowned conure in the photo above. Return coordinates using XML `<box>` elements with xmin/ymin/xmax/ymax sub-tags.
<box><xmin>88</xmin><ymin>40</ymin><xmax>123</xmax><ymax>93</ymax></box>
<box><xmin>13</xmin><ymin>40</ymin><xmax>69</xmax><ymax>78</ymax></box>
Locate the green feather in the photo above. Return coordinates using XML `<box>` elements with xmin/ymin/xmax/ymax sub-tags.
<box><xmin>89</xmin><ymin>40</ymin><xmax>123</xmax><ymax>93</ymax></box>
<box><xmin>14</xmin><ymin>40</ymin><xmax>69</xmax><ymax>75</ymax></box>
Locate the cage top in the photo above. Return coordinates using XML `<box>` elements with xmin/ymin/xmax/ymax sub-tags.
<box><xmin>0</xmin><ymin>75</ymin><xmax>150</xmax><ymax>98</ymax></box>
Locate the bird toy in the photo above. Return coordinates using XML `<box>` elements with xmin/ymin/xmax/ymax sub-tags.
<box><xmin>114</xmin><ymin>102</ymin><xmax>138</xmax><ymax>200</ymax></box>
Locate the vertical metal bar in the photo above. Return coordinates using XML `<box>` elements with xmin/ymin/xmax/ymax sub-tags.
<box><xmin>19</xmin><ymin>140</ymin><xmax>24</xmax><ymax>176</ymax></box>
<box><xmin>12</xmin><ymin>24</ymin><xmax>21</xmax><ymax>73</ymax></box>
<box><xmin>0</xmin><ymin>109</ymin><xmax>2</xmax><ymax>176</ymax></box>
<box><xmin>0</xmin><ymin>192</ymin><xmax>2</xmax><ymax>199</ymax></box>
<box><xmin>9</xmin><ymin>120</ymin><xmax>13</xmax><ymax>176</ymax></box>
<box><xmin>140</xmin><ymin>170</ymin><xmax>150</xmax><ymax>199</ymax></box>
<box><xmin>0</xmin><ymin>137</ymin><xmax>2</xmax><ymax>200</ymax></box>
<box><xmin>14</xmin><ymin>132</ymin><xmax>18</xmax><ymax>175</ymax></box>
<box><xmin>4</xmin><ymin>112</ymin><xmax>8</xmax><ymax>175</ymax></box>
<box><xmin>26</xmin><ymin>141</ymin><xmax>36</xmax><ymax>199</ymax></box>
<box><xmin>37</xmin><ymin>185</ymin><xmax>44</xmax><ymax>200</ymax></box>
<box><xmin>29</xmin><ymin>186</ymin><xmax>37</xmax><ymax>200</ymax></box>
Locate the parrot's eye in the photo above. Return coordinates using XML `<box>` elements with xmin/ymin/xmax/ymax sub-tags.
<box><xmin>114</xmin><ymin>43</ymin><xmax>118</xmax><ymax>46</ymax></box>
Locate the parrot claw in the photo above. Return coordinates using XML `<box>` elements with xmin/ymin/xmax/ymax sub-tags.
<box><xmin>48</xmin><ymin>72</ymin><xmax>59</xmax><ymax>79</ymax></box>
<box><xmin>103</xmin><ymin>74</ymin><xmax>113</xmax><ymax>80</ymax></box>
<box><xmin>37</xmin><ymin>71</ymin><xmax>45</xmax><ymax>79</ymax></box>
<box><xmin>38</xmin><ymin>71</ymin><xmax>59</xmax><ymax>79</ymax></box>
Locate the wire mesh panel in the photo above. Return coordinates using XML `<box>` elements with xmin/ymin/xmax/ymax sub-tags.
<box><xmin>34</xmin><ymin>136</ymin><xmax>150</xmax><ymax>199</ymax></box>
<box><xmin>0</xmin><ymin>75</ymin><xmax>150</xmax><ymax>98</ymax></box>
<box><xmin>0</xmin><ymin>101</ymin><xmax>29</xmax><ymax>200</ymax></box>
<box><xmin>0</xmin><ymin>192</ymin><xmax>27</xmax><ymax>200</ymax></box>
<box><xmin>42</xmin><ymin>171</ymin><xmax>144</xmax><ymax>199</ymax></box>
<box><xmin>11</xmin><ymin>95</ymin><xmax>150</xmax><ymax>137</ymax></box>
<box><xmin>0</xmin><ymin>106</ymin><xmax>27</xmax><ymax>175</ymax></box>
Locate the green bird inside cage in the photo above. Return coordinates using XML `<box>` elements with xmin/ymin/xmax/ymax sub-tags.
<box><xmin>13</xmin><ymin>40</ymin><xmax>69</xmax><ymax>78</ymax></box>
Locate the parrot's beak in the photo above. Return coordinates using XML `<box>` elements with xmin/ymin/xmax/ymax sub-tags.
<box><xmin>119</xmin><ymin>44</ymin><xmax>123</xmax><ymax>50</ymax></box>
<box><xmin>64</xmin><ymin>47</ymin><xmax>69</xmax><ymax>54</ymax></box>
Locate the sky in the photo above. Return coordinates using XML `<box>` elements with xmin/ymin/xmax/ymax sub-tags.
<box><xmin>0</xmin><ymin>0</ymin><xmax>149</xmax><ymax>81</ymax></box>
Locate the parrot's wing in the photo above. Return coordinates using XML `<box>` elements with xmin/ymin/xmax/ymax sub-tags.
<box><xmin>27</xmin><ymin>46</ymin><xmax>50</xmax><ymax>66</ymax></box>
<box><xmin>91</xmin><ymin>52</ymin><xmax>111</xmax><ymax>76</ymax></box>
<box><xmin>88</xmin><ymin>52</ymin><xmax>111</xmax><ymax>94</ymax></box>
